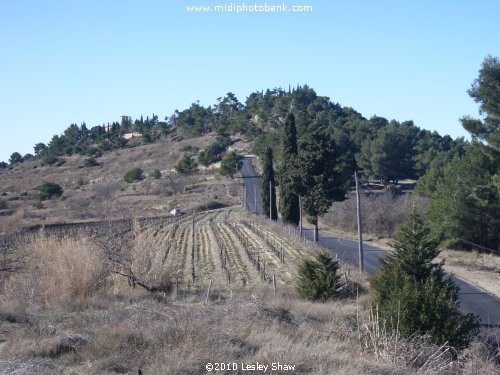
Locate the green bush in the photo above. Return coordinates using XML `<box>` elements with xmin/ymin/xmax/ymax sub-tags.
<box><xmin>175</xmin><ymin>154</ymin><xmax>198</xmax><ymax>175</ymax></box>
<box><xmin>198</xmin><ymin>137</ymin><xmax>230</xmax><ymax>166</ymax></box>
<box><xmin>219</xmin><ymin>151</ymin><xmax>242</xmax><ymax>179</ymax></box>
<box><xmin>39</xmin><ymin>182</ymin><xmax>63</xmax><ymax>201</ymax></box>
<box><xmin>152</xmin><ymin>169</ymin><xmax>161</xmax><ymax>179</ymax></box>
<box><xmin>123</xmin><ymin>168</ymin><xmax>144</xmax><ymax>183</ymax></box>
<box><xmin>41</xmin><ymin>154</ymin><xmax>59</xmax><ymax>166</ymax></box>
<box><xmin>296</xmin><ymin>252</ymin><xmax>341</xmax><ymax>301</ymax></box>
<box><xmin>371</xmin><ymin>207</ymin><xmax>479</xmax><ymax>350</ymax></box>
<box><xmin>84</xmin><ymin>157</ymin><xmax>99</xmax><ymax>167</ymax></box>
<box><xmin>33</xmin><ymin>201</ymin><xmax>44</xmax><ymax>209</ymax></box>
<box><xmin>180</xmin><ymin>145</ymin><xmax>199</xmax><ymax>154</ymax></box>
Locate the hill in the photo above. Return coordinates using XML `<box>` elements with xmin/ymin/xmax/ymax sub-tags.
<box><xmin>0</xmin><ymin>133</ymin><xmax>247</xmax><ymax>233</ymax></box>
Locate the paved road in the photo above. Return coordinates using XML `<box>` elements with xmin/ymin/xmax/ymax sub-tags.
<box><xmin>240</xmin><ymin>156</ymin><xmax>263</xmax><ymax>215</ymax></box>
<box><xmin>240</xmin><ymin>156</ymin><xmax>500</xmax><ymax>324</ymax></box>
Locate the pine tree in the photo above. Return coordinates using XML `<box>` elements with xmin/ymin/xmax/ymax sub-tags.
<box><xmin>279</xmin><ymin>113</ymin><xmax>300</xmax><ymax>225</ymax></box>
<box><xmin>296</xmin><ymin>251</ymin><xmax>341</xmax><ymax>301</ymax></box>
<box><xmin>219</xmin><ymin>151</ymin><xmax>242</xmax><ymax>179</ymax></box>
<box><xmin>461</xmin><ymin>55</ymin><xmax>500</xmax><ymax>152</ymax></box>
<box><xmin>371</xmin><ymin>206</ymin><xmax>479</xmax><ymax>350</ymax></box>
<box><xmin>261</xmin><ymin>147</ymin><xmax>278</xmax><ymax>220</ymax></box>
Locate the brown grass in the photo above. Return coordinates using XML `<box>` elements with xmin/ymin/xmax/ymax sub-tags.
<box><xmin>325</xmin><ymin>194</ymin><xmax>429</xmax><ymax>239</ymax></box>
<box><xmin>0</xmin><ymin>234</ymin><xmax>108</xmax><ymax>311</ymax></box>
<box><xmin>0</xmin><ymin>213</ymin><xmax>498</xmax><ymax>374</ymax></box>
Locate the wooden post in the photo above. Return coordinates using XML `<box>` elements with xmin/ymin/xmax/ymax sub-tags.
<box><xmin>355</xmin><ymin>171</ymin><xmax>364</xmax><ymax>273</ymax></box>
<box><xmin>205</xmin><ymin>280</ymin><xmax>212</xmax><ymax>302</ymax></box>
<box><xmin>272</xmin><ymin>274</ymin><xmax>276</xmax><ymax>294</ymax></box>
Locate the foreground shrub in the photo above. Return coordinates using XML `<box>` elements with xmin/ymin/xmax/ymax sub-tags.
<box><xmin>39</xmin><ymin>182</ymin><xmax>63</xmax><ymax>201</ymax></box>
<box><xmin>1</xmin><ymin>235</ymin><xmax>108</xmax><ymax>307</ymax></box>
<box><xmin>123</xmin><ymin>168</ymin><xmax>143</xmax><ymax>183</ymax></box>
<box><xmin>371</xmin><ymin>206</ymin><xmax>479</xmax><ymax>350</ymax></box>
<box><xmin>296</xmin><ymin>252</ymin><xmax>340</xmax><ymax>301</ymax></box>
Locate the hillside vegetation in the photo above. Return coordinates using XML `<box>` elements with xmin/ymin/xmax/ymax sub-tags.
<box><xmin>0</xmin><ymin>134</ymin><xmax>245</xmax><ymax>233</ymax></box>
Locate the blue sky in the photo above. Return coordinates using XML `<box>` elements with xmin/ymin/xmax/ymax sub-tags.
<box><xmin>1</xmin><ymin>0</ymin><xmax>499</xmax><ymax>163</ymax></box>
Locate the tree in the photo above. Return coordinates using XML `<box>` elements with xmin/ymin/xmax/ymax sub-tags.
<box><xmin>296</xmin><ymin>131</ymin><xmax>350</xmax><ymax>241</ymax></box>
<box><xmin>33</xmin><ymin>143</ymin><xmax>48</xmax><ymax>157</ymax></box>
<box><xmin>123</xmin><ymin>168</ymin><xmax>144</xmax><ymax>183</ymax></box>
<box><xmin>296</xmin><ymin>251</ymin><xmax>341</xmax><ymax>301</ymax></box>
<box><xmin>23</xmin><ymin>153</ymin><xmax>35</xmax><ymax>161</ymax></box>
<box><xmin>39</xmin><ymin>182</ymin><xmax>63</xmax><ymax>201</ymax></box>
<box><xmin>219</xmin><ymin>151</ymin><xmax>242</xmax><ymax>179</ymax></box>
<box><xmin>278</xmin><ymin>113</ymin><xmax>300</xmax><ymax>225</ymax></box>
<box><xmin>461</xmin><ymin>55</ymin><xmax>500</xmax><ymax>197</ymax></box>
<box><xmin>175</xmin><ymin>154</ymin><xmax>198</xmax><ymax>175</ymax></box>
<box><xmin>461</xmin><ymin>55</ymin><xmax>500</xmax><ymax>151</ymax></box>
<box><xmin>425</xmin><ymin>143</ymin><xmax>499</xmax><ymax>250</ymax></box>
<box><xmin>198</xmin><ymin>136</ymin><xmax>230</xmax><ymax>166</ymax></box>
<box><xmin>357</xmin><ymin>122</ymin><xmax>416</xmax><ymax>185</ymax></box>
<box><xmin>41</xmin><ymin>154</ymin><xmax>59</xmax><ymax>166</ymax></box>
<box><xmin>371</xmin><ymin>207</ymin><xmax>479</xmax><ymax>350</ymax></box>
<box><xmin>261</xmin><ymin>147</ymin><xmax>278</xmax><ymax>220</ymax></box>
<box><xmin>9</xmin><ymin>152</ymin><xmax>23</xmax><ymax>165</ymax></box>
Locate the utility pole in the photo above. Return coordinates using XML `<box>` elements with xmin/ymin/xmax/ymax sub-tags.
<box><xmin>299</xmin><ymin>195</ymin><xmax>303</xmax><ymax>237</ymax></box>
<box><xmin>355</xmin><ymin>171</ymin><xmax>364</xmax><ymax>272</ymax></box>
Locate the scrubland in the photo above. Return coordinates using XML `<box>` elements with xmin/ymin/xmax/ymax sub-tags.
<box><xmin>0</xmin><ymin>209</ymin><xmax>498</xmax><ymax>374</ymax></box>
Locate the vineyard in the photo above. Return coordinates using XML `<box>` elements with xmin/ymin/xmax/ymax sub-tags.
<box><xmin>121</xmin><ymin>207</ymin><xmax>308</xmax><ymax>295</ymax></box>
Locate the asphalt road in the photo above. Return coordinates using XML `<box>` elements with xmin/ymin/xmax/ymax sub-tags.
<box><xmin>240</xmin><ymin>156</ymin><xmax>500</xmax><ymax>325</ymax></box>
<box><xmin>240</xmin><ymin>156</ymin><xmax>263</xmax><ymax>215</ymax></box>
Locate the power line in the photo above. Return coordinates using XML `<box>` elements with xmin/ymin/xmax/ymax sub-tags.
<box><xmin>457</xmin><ymin>238</ymin><xmax>500</xmax><ymax>254</ymax></box>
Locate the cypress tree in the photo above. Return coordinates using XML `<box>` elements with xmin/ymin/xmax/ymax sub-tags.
<box><xmin>371</xmin><ymin>206</ymin><xmax>479</xmax><ymax>350</ymax></box>
<box><xmin>296</xmin><ymin>131</ymin><xmax>349</xmax><ymax>241</ymax></box>
<box><xmin>261</xmin><ymin>147</ymin><xmax>278</xmax><ymax>220</ymax></box>
<box><xmin>279</xmin><ymin>113</ymin><xmax>300</xmax><ymax>225</ymax></box>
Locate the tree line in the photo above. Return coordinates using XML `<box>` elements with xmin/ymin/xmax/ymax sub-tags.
<box><xmin>2</xmin><ymin>56</ymin><xmax>497</xmax><ymax>251</ymax></box>
<box><xmin>258</xmin><ymin>56</ymin><xmax>499</xmax><ymax>252</ymax></box>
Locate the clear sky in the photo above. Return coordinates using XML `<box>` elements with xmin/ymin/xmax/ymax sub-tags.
<box><xmin>1</xmin><ymin>0</ymin><xmax>499</xmax><ymax>163</ymax></box>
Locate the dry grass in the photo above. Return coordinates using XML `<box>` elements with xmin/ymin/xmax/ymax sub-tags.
<box><xmin>325</xmin><ymin>194</ymin><xmax>429</xmax><ymax>239</ymax></box>
<box><xmin>0</xmin><ymin>234</ymin><xmax>108</xmax><ymax>312</ymax></box>
<box><xmin>0</xmin><ymin>214</ymin><xmax>498</xmax><ymax>374</ymax></box>
<box><xmin>1</xmin><ymin>284</ymin><xmax>497</xmax><ymax>374</ymax></box>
